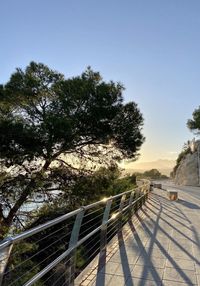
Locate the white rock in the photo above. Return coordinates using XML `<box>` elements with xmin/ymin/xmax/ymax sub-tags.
<box><xmin>175</xmin><ymin>142</ymin><xmax>200</xmax><ymax>186</ymax></box>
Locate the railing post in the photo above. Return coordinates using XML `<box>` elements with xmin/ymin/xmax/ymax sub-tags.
<box><xmin>136</xmin><ymin>189</ymin><xmax>141</xmax><ymax>212</ymax></box>
<box><xmin>145</xmin><ymin>184</ymin><xmax>150</xmax><ymax>201</ymax></box>
<box><xmin>128</xmin><ymin>191</ymin><xmax>135</xmax><ymax>220</ymax></box>
<box><xmin>118</xmin><ymin>194</ymin><xmax>126</xmax><ymax>231</ymax></box>
<box><xmin>150</xmin><ymin>182</ymin><xmax>154</xmax><ymax>192</ymax></box>
<box><xmin>141</xmin><ymin>186</ymin><xmax>146</xmax><ymax>205</ymax></box>
<box><xmin>100</xmin><ymin>199</ymin><xmax>112</xmax><ymax>252</ymax></box>
<box><xmin>68</xmin><ymin>208</ymin><xmax>85</xmax><ymax>286</ymax></box>
<box><xmin>99</xmin><ymin>199</ymin><xmax>112</xmax><ymax>269</ymax></box>
<box><xmin>0</xmin><ymin>239</ymin><xmax>13</xmax><ymax>286</ymax></box>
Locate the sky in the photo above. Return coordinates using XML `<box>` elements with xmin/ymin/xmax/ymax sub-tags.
<box><xmin>1</xmin><ymin>0</ymin><xmax>200</xmax><ymax>163</ymax></box>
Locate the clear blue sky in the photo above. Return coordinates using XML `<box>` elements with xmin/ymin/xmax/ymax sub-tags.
<box><xmin>1</xmin><ymin>0</ymin><xmax>200</xmax><ymax>162</ymax></box>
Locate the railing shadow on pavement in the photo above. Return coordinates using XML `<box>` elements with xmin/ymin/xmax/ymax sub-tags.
<box><xmin>137</xmin><ymin>194</ymin><xmax>198</xmax><ymax>285</ymax></box>
<box><xmin>94</xmin><ymin>229</ymin><xmax>135</xmax><ymax>286</ymax></box>
<box><xmin>174</xmin><ymin>201</ymin><xmax>200</xmax><ymax>268</ymax></box>
<box><xmin>148</xmin><ymin>199</ymin><xmax>186</xmax><ymax>220</ymax></box>
<box><xmin>117</xmin><ymin>230</ymin><xmax>134</xmax><ymax>286</ymax></box>
<box><xmin>145</xmin><ymin>205</ymin><xmax>197</xmax><ymax>246</ymax></box>
<box><xmin>148</xmin><ymin>194</ymin><xmax>200</xmax><ymax>246</ymax></box>
<box><xmin>94</xmin><ymin>246</ymin><xmax>107</xmax><ymax>286</ymax></box>
<box><xmin>152</xmin><ymin>194</ymin><xmax>200</xmax><ymax>211</ymax></box>
<box><xmin>85</xmin><ymin>187</ymin><xmax>200</xmax><ymax>286</ymax></box>
<box><xmin>128</xmin><ymin>218</ymin><xmax>162</xmax><ymax>285</ymax></box>
<box><xmin>176</xmin><ymin>199</ymin><xmax>200</xmax><ymax>209</ymax></box>
<box><xmin>93</xmin><ymin>189</ymin><xmax>199</xmax><ymax>286</ymax></box>
<box><xmin>144</xmin><ymin>202</ymin><xmax>198</xmax><ymax>255</ymax></box>
<box><xmin>148</xmin><ymin>204</ymin><xmax>192</xmax><ymax>231</ymax></box>
<box><xmin>94</xmin><ymin>191</ymin><xmax>164</xmax><ymax>286</ymax></box>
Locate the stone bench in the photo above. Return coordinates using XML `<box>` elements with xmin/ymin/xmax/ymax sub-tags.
<box><xmin>153</xmin><ymin>183</ymin><xmax>162</xmax><ymax>189</ymax></box>
<box><xmin>167</xmin><ymin>189</ymin><xmax>178</xmax><ymax>201</ymax></box>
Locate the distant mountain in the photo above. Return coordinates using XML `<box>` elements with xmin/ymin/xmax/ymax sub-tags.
<box><xmin>122</xmin><ymin>159</ymin><xmax>176</xmax><ymax>176</ymax></box>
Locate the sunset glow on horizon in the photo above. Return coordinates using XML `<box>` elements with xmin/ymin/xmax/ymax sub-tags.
<box><xmin>1</xmin><ymin>0</ymin><xmax>200</xmax><ymax>164</ymax></box>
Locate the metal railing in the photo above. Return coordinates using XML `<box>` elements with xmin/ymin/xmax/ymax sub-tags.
<box><xmin>0</xmin><ymin>180</ymin><xmax>150</xmax><ymax>286</ymax></box>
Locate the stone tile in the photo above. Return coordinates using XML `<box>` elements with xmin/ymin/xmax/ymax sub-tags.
<box><xmin>153</xmin><ymin>237</ymin><xmax>170</xmax><ymax>244</ymax></box>
<box><xmin>126</xmin><ymin>277</ymin><xmax>162</xmax><ymax>286</ymax></box>
<box><xmin>135</xmin><ymin>236</ymin><xmax>151</xmax><ymax>245</ymax></box>
<box><xmin>141</xmin><ymin>249</ymin><xmax>166</xmax><ymax>259</ymax></box>
<box><xmin>120</xmin><ymin>245</ymin><xmax>140</xmax><ymax>253</ymax></box>
<box><xmin>91</xmin><ymin>273</ymin><xmax>113</xmax><ymax>286</ymax></box>
<box><xmin>162</xmin><ymin>280</ymin><xmax>195</xmax><ymax>285</ymax></box>
<box><xmin>131</xmin><ymin>265</ymin><xmax>164</xmax><ymax>282</ymax></box>
<box><xmin>136</xmin><ymin>256</ymin><xmax>166</xmax><ymax>268</ymax></box>
<box><xmin>145</xmin><ymin>239</ymin><xmax>165</xmax><ymax>245</ymax></box>
<box><xmin>163</xmin><ymin>267</ymin><xmax>197</xmax><ymax>284</ymax></box>
<box><xmin>110</xmin><ymin>251</ymin><xmax>140</xmax><ymax>264</ymax></box>
<box><xmin>144</xmin><ymin>245</ymin><xmax>168</xmax><ymax>253</ymax></box>
<box><xmin>195</xmin><ymin>264</ymin><xmax>200</xmax><ymax>274</ymax></box>
<box><xmin>172</xmin><ymin>237</ymin><xmax>191</xmax><ymax>244</ymax></box>
<box><xmin>193</xmin><ymin>249</ymin><xmax>200</xmax><ymax>263</ymax></box>
<box><xmin>171</xmin><ymin>237</ymin><xmax>193</xmax><ymax>244</ymax></box>
<box><xmin>75</xmin><ymin>268</ymin><xmax>97</xmax><ymax>285</ymax></box>
<box><xmin>125</xmin><ymin>237</ymin><xmax>149</xmax><ymax>247</ymax></box>
<box><xmin>168</xmin><ymin>249</ymin><xmax>193</xmax><ymax>260</ymax></box>
<box><xmin>109</xmin><ymin>274</ymin><xmax>127</xmax><ymax>286</ymax></box>
<box><xmin>80</xmin><ymin>278</ymin><xmax>96</xmax><ymax>286</ymax></box>
<box><xmin>169</xmin><ymin>244</ymin><xmax>193</xmax><ymax>252</ymax></box>
<box><xmin>158</xmin><ymin>227</ymin><xmax>172</xmax><ymax>233</ymax></box>
<box><xmin>197</xmin><ymin>274</ymin><xmax>200</xmax><ymax>286</ymax></box>
<box><xmin>126</xmin><ymin>240</ymin><xmax>143</xmax><ymax>250</ymax></box>
<box><xmin>76</xmin><ymin>189</ymin><xmax>200</xmax><ymax>286</ymax></box>
<box><xmin>166</xmin><ymin>258</ymin><xmax>195</xmax><ymax>271</ymax></box>
<box><xmin>172</xmin><ymin>231</ymin><xmax>193</xmax><ymax>239</ymax></box>
<box><xmin>99</xmin><ymin>261</ymin><xmax>120</xmax><ymax>274</ymax></box>
<box><xmin>115</xmin><ymin>262</ymin><xmax>135</xmax><ymax>278</ymax></box>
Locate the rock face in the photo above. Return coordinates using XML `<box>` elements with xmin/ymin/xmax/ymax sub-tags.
<box><xmin>175</xmin><ymin>140</ymin><xmax>200</xmax><ymax>186</ymax></box>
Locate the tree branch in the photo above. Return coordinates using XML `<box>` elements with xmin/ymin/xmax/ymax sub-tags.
<box><xmin>55</xmin><ymin>158</ymin><xmax>81</xmax><ymax>171</ymax></box>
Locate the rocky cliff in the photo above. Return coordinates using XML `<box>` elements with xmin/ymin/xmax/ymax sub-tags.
<box><xmin>174</xmin><ymin>140</ymin><xmax>200</xmax><ymax>186</ymax></box>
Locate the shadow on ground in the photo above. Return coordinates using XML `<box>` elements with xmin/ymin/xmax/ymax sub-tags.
<box><xmin>88</xmin><ymin>189</ymin><xmax>200</xmax><ymax>285</ymax></box>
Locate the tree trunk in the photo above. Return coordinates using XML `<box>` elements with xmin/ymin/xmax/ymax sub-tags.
<box><xmin>0</xmin><ymin>159</ymin><xmax>52</xmax><ymax>240</ymax></box>
<box><xmin>0</xmin><ymin>220</ymin><xmax>9</xmax><ymax>241</ymax></box>
<box><xmin>0</xmin><ymin>242</ymin><xmax>13</xmax><ymax>286</ymax></box>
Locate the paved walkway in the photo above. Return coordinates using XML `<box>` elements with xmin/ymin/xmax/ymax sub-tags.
<box><xmin>75</xmin><ymin>187</ymin><xmax>200</xmax><ymax>286</ymax></box>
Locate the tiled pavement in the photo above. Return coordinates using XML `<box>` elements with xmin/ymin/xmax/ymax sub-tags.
<box><xmin>75</xmin><ymin>187</ymin><xmax>200</xmax><ymax>286</ymax></box>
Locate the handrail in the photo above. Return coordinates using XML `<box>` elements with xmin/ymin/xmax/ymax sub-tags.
<box><xmin>0</xmin><ymin>186</ymin><xmax>144</xmax><ymax>249</ymax></box>
<box><xmin>0</xmin><ymin>180</ymin><xmax>151</xmax><ymax>286</ymax></box>
<box><xmin>0</xmin><ymin>208</ymin><xmax>81</xmax><ymax>251</ymax></box>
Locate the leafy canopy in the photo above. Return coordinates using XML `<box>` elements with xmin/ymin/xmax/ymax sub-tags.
<box><xmin>187</xmin><ymin>106</ymin><xmax>200</xmax><ymax>135</ymax></box>
<box><xmin>1</xmin><ymin>62</ymin><xmax>144</xmax><ymax>167</ymax></box>
<box><xmin>0</xmin><ymin>62</ymin><xmax>145</xmax><ymax>237</ymax></box>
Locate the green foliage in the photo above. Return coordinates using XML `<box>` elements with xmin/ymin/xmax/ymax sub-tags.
<box><xmin>0</xmin><ymin>62</ymin><xmax>144</xmax><ymax>238</ymax></box>
<box><xmin>0</xmin><ymin>59</ymin><xmax>145</xmax><ymax>282</ymax></box>
<box><xmin>0</xmin><ymin>62</ymin><xmax>144</xmax><ymax>166</ymax></box>
<box><xmin>187</xmin><ymin>106</ymin><xmax>200</xmax><ymax>134</ymax></box>
<box><xmin>2</xmin><ymin>165</ymin><xmax>138</xmax><ymax>285</ymax></box>
<box><xmin>110</xmin><ymin>174</ymin><xmax>136</xmax><ymax>195</ymax></box>
<box><xmin>3</xmin><ymin>242</ymin><xmax>43</xmax><ymax>286</ymax></box>
<box><xmin>68</xmin><ymin>165</ymin><xmax>137</xmax><ymax>206</ymax></box>
<box><xmin>76</xmin><ymin>246</ymin><xmax>87</xmax><ymax>269</ymax></box>
<box><xmin>32</xmin><ymin>165</ymin><xmax>136</xmax><ymax>216</ymax></box>
<box><xmin>132</xmin><ymin>169</ymin><xmax>168</xmax><ymax>180</ymax></box>
<box><xmin>144</xmin><ymin>169</ymin><xmax>167</xmax><ymax>179</ymax></box>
